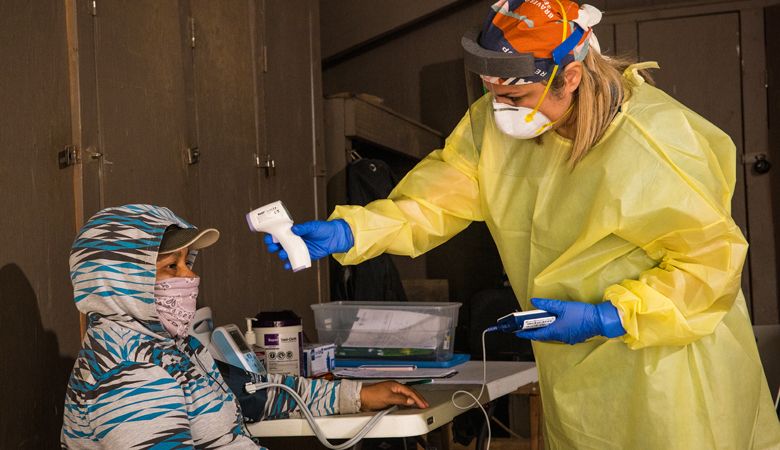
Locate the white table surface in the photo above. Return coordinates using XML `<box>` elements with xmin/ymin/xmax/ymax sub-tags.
<box><xmin>247</xmin><ymin>361</ymin><xmax>537</xmax><ymax>439</ymax></box>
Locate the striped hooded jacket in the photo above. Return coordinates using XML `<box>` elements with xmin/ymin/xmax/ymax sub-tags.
<box><xmin>62</xmin><ymin>205</ymin><xmax>362</xmax><ymax>449</ymax></box>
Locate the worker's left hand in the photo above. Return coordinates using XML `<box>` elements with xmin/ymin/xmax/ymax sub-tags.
<box><xmin>514</xmin><ymin>298</ymin><xmax>625</xmax><ymax>345</ymax></box>
<box><xmin>359</xmin><ymin>381</ymin><xmax>429</xmax><ymax>411</ymax></box>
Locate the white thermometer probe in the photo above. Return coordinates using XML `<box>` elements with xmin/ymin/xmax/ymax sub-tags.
<box><xmin>246</xmin><ymin>201</ymin><xmax>312</xmax><ymax>272</ymax></box>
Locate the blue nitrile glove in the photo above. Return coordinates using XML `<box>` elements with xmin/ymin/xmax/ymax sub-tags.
<box><xmin>514</xmin><ymin>298</ymin><xmax>625</xmax><ymax>345</ymax></box>
<box><xmin>263</xmin><ymin>219</ymin><xmax>354</xmax><ymax>270</ymax></box>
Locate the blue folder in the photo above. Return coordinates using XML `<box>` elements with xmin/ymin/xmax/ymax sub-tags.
<box><xmin>334</xmin><ymin>352</ymin><xmax>470</xmax><ymax>368</ymax></box>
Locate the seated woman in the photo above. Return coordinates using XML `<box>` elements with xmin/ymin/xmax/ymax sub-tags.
<box><xmin>62</xmin><ymin>204</ymin><xmax>427</xmax><ymax>448</ymax></box>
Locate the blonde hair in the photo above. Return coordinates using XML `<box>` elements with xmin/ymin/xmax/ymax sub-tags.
<box><xmin>549</xmin><ymin>51</ymin><xmax>654</xmax><ymax>166</ymax></box>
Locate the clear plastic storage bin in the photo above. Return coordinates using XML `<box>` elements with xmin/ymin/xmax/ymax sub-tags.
<box><xmin>311</xmin><ymin>301</ymin><xmax>461</xmax><ymax>361</ymax></box>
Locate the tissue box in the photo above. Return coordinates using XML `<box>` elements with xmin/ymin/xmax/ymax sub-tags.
<box><xmin>302</xmin><ymin>343</ymin><xmax>336</xmax><ymax>377</ymax></box>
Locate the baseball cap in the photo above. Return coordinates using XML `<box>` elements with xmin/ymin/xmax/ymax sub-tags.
<box><xmin>159</xmin><ymin>226</ymin><xmax>220</xmax><ymax>255</ymax></box>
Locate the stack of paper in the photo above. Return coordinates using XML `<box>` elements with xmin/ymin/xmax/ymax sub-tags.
<box><xmin>342</xmin><ymin>309</ymin><xmax>450</xmax><ymax>349</ymax></box>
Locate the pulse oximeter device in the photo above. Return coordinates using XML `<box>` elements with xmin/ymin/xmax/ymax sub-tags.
<box><xmin>493</xmin><ymin>310</ymin><xmax>556</xmax><ymax>333</ymax></box>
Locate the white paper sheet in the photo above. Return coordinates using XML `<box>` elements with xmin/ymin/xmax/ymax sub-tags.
<box><xmin>342</xmin><ymin>309</ymin><xmax>450</xmax><ymax>349</ymax></box>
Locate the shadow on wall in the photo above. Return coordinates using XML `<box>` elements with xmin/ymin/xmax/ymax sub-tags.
<box><xmin>420</xmin><ymin>59</ymin><xmax>471</xmax><ymax>134</ymax></box>
<box><xmin>0</xmin><ymin>264</ymin><xmax>75</xmax><ymax>448</ymax></box>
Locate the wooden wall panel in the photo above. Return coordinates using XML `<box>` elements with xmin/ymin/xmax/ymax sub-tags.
<box><xmin>593</xmin><ymin>23</ymin><xmax>616</xmax><ymax>56</ymax></box>
<box><xmin>614</xmin><ymin>21</ymin><xmax>638</xmax><ymax>60</ymax></box>
<box><xmin>0</xmin><ymin>1</ymin><xmax>79</xmax><ymax>447</ymax></box>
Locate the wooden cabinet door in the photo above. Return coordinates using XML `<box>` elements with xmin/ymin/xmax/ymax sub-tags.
<box><xmin>87</xmin><ymin>0</ymin><xmax>196</xmax><ymax>217</ymax></box>
<box><xmin>260</xmin><ymin>0</ymin><xmax>326</xmax><ymax>338</ymax></box>
<box><xmin>188</xmin><ymin>0</ymin><xmax>271</xmax><ymax>328</ymax></box>
<box><xmin>762</xmin><ymin>4</ymin><xmax>780</xmax><ymax>324</ymax></box>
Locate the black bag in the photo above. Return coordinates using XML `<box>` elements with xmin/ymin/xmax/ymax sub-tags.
<box><xmin>333</xmin><ymin>158</ymin><xmax>407</xmax><ymax>302</ymax></box>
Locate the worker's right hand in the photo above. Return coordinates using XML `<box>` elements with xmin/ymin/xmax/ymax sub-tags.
<box><xmin>514</xmin><ymin>298</ymin><xmax>625</xmax><ymax>345</ymax></box>
<box><xmin>263</xmin><ymin>219</ymin><xmax>354</xmax><ymax>269</ymax></box>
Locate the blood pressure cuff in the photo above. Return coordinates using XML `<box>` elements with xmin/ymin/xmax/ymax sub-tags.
<box><xmin>215</xmin><ymin>360</ymin><xmax>267</xmax><ymax>423</ymax></box>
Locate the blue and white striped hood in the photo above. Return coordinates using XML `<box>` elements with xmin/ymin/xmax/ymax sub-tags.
<box><xmin>63</xmin><ymin>204</ymin><xmax>353</xmax><ymax>448</ymax></box>
<box><xmin>69</xmin><ymin>204</ymin><xmax>195</xmax><ymax>337</ymax></box>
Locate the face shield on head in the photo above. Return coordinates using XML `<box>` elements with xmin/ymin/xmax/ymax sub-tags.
<box><xmin>462</xmin><ymin>2</ymin><xmax>602</xmax><ymax>142</ymax></box>
<box><xmin>462</xmin><ymin>27</ymin><xmax>546</xmax><ymax>140</ymax></box>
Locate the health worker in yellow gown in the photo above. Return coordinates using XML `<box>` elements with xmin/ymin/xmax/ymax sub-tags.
<box><xmin>265</xmin><ymin>1</ymin><xmax>780</xmax><ymax>448</ymax></box>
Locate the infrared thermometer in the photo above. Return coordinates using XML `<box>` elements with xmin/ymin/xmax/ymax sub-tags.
<box><xmin>246</xmin><ymin>201</ymin><xmax>312</xmax><ymax>272</ymax></box>
<box><xmin>488</xmin><ymin>310</ymin><xmax>556</xmax><ymax>333</ymax></box>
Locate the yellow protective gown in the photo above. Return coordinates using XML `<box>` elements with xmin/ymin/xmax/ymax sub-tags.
<box><xmin>330</xmin><ymin>65</ymin><xmax>780</xmax><ymax>449</ymax></box>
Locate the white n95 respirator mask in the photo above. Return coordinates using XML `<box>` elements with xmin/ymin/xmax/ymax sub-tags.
<box><xmin>492</xmin><ymin>100</ymin><xmax>554</xmax><ymax>139</ymax></box>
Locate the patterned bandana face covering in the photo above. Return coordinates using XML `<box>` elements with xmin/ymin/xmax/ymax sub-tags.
<box><xmin>154</xmin><ymin>277</ymin><xmax>200</xmax><ymax>338</ymax></box>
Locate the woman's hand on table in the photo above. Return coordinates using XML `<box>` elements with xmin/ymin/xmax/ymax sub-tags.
<box><xmin>359</xmin><ymin>381</ymin><xmax>429</xmax><ymax>411</ymax></box>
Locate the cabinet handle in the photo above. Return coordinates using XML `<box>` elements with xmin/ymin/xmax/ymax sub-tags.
<box><xmin>256</xmin><ymin>154</ymin><xmax>276</xmax><ymax>177</ymax></box>
<box><xmin>742</xmin><ymin>152</ymin><xmax>772</xmax><ymax>175</ymax></box>
<box><xmin>753</xmin><ymin>155</ymin><xmax>772</xmax><ymax>175</ymax></box>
